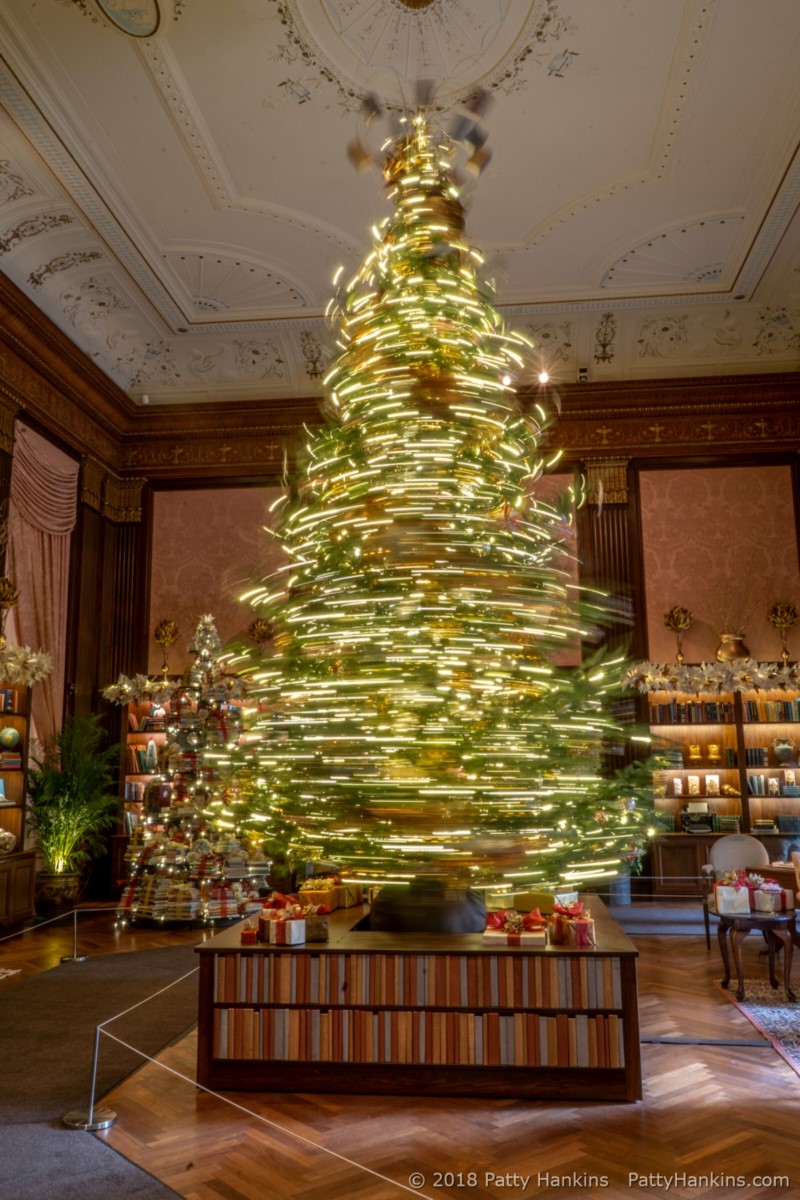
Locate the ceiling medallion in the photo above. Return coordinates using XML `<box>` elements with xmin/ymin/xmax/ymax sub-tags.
<box><xmin>94</xmin><ymin>0</ymin><xmax>160</xmax><ymax>38</ymax></box>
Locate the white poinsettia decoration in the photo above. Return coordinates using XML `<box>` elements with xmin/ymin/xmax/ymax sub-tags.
<box><xmin>102</xmin><ymin>673</ymin><xmax>177</xmax><ymax>705</ymax></box>
<box><xmin>0</xmin><ymin>644</ymin><xmax>53</xmax><ymax>685</ymax></box>
<box><xmin>624</xmin><ymin>659</ymin><xmax>800</xmax><ymax>694</ymax></box>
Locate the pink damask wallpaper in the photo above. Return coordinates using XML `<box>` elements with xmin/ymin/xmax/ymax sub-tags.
<box><xmin>148</xmin><ymin>473</ymin><xmax>580</xmax><ymax>675</ymax></box>
<box><xmin>640</xmin><ymin>465</ymin><xmax>800</xmax><ymax>663</ymax></box>
<box><xmin>148</xmin><ymin>487</ymin><xmax>284</xmax><ymax>675</ymax></box>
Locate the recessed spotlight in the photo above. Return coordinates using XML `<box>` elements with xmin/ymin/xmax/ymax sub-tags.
<box><xmin>538</xmin><ymin>371</ymin><xmax>549</xmax><ymax>384</ymax></box>
<box><xmin>501</xmin><ymin>374</ymin><xmax>512</xmax><ymax>386</ymax></box>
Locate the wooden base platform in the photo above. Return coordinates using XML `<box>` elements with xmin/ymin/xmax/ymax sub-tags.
<box><xmin>195</xmin><ymin>898</ymin><xmax>641</xmax><ymax>1101</ymax></box>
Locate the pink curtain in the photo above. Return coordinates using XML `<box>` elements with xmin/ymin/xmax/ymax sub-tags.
<box><xmin>6</xmin><ymin>423</ymin><xmax>78</xmax><ymax>743</ymax></box>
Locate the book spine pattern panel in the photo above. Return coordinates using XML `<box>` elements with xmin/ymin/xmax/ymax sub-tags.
<box><xmin>214</xmin><ymin>952</ymin><xmax>623</xmax><ymax>1009</ymax></box>
<box><xmin>211</xmin><ymin>951</ymin><xmax>626</xmax><ymax>1070</ymax></box>
<box><xmin>210</xmin><ymin>1007</ymin><xmax>625</xmax><ymax>1068</ymax></box>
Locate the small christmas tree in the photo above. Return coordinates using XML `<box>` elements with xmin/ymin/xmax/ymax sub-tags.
<box><xmin>235</xmin><ymin>111</ymin><xmax>653</xmax><ymax>893</ymax></box>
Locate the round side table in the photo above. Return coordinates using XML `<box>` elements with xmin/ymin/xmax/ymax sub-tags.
<box><xmin>716</xmin><ymin>909</ymin><xmax>798</xmax><ymax>1002</ymax></box>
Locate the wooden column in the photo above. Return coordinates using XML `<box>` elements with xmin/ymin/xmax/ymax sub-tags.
<box><xmin>0</xmin><ymin>395</ymin><xmax>19</xmax><ymax>569</ymax></box>
<box><xmin>64</xmin><ymin>459</ymin><xmax>150</xmax><ymax>720</ymax></box>
<box><xmin>576</xmin><ymin>458</ymin><xmax>644</xmax><ymax>657</ymax></box>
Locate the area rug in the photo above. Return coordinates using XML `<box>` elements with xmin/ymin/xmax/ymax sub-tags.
<box><xmin>717</xmin><ymin>979</ymin><xmax>800</xmax><ymax>1079</ymax></box>
<box><xmin>0</xmin><ymin>943</ymin><xmax>200</xmax><ymax>1200</ymax></box>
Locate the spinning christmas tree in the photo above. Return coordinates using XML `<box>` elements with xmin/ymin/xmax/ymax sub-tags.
<box><xmin>237</xmin><ymin>111</ymin><xmax>652</xmax><ymax>892</ymax></box>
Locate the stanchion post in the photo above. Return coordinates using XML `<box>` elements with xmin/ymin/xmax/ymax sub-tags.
<box><xmin>60</xmin><ymin>907</ymin><xmax>88</xmax><ymax>963</ymax></box>
<box><xmin>62</xmin><ymin>1023</ymin><xmax>117</xmax><ymax>1131</ymax></box>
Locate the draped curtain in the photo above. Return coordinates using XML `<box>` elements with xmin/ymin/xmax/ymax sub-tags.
<box><xmin>6</xmin><ymin>423</ymin><xmax>79</xmax><ymax>744</ymax></box>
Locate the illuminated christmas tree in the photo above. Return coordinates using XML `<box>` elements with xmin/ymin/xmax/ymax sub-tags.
<box><xmin>237</xmin><ymin>111</ymin><xmax>653</xmax><ymax>893</ymax></box>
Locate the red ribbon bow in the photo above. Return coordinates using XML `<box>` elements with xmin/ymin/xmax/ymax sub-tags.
<box><xmin>485</xmin><ymin>910</ymin><xmax>510</xmax><ymax>930</ymax></box>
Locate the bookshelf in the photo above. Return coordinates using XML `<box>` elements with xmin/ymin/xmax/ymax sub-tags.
<box><xmin>121</xmin><ymin>696</ymin><xmax>173</xmax><ymax>837</ymax></box>
<box><xmin>195</xmin><ymin>900</ymin><xmax>642</xmax><ymax>1101</ymax></box>
<box><xmin>648</xmin><ymin>690</ymin><xmax>741</xmax><ymax>832</ymax></box>
<box><xmin>740</xmin><ymin>687</ymin><xmax>800</xmax><ymax>833</ymax></box>
<box><xmin>0</xmin><ymin>683</ymin><xmax>35</xmax><ymax>925</ymax></box>
<box><xmin>647</xmin><ymin>684</ymin><xmax>800</xmax><ymax>836</ymax></box>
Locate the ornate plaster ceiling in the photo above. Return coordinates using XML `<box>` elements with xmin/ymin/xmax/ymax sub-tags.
<box><xmin>0</xmin><ymin>0</ymin><xmax>799</xmax><ymax>408</ymax></box>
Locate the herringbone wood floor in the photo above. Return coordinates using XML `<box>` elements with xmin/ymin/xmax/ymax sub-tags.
<box><xmin>3</xmin><ymin>911</ymin><xmax>799</xmax><ymax>1199</ymax></box>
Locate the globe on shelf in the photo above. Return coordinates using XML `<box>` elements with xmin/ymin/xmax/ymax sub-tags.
<box><xmin>0</xmin><ymin>726</ymin><xmax>20</xmax><ymax>749</ymax></box>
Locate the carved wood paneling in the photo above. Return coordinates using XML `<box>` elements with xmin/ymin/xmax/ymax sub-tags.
<box><xmin>103</xmin><ymin>474</ymin><xmax>146</xmax><ymax>523</ymax></box>
<box><xmin>583</xmin><ymin>459</ymin><xmax>630</xmax><ymax>506</ymax></box>
<box><xmin>80</xmin><ymin>456</ymin><xmax>105</xmax><ymax>513</ymax></box>
<box><xmin>538</xmin><ymin>375</ymin><xmax>800</xmax><ymax>459</ymax></box>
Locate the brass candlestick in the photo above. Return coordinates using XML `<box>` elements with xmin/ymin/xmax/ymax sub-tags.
<box><xmin>153</xmin><ymin>618</ymin><xmax>179</xmax><ymax>678</ymax></box>
<box><xmin>664</xmin><ymin>605</ymin><xmax>692</xmax><ymax>664</ymax></box>
<box><xmin>767</xmin><ymin>601</ymin><xmax>797</xmax><ymax>665</ymax></box>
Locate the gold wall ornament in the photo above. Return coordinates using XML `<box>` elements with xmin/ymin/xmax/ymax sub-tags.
<box><xmin>663</xmin><ymin>605</ymin><xmax>692</xmax><ymax>663</ymax></box>
<box><xmin>153</xmin><ymin>618</ymin><xmax>179</xmax><ymax>678</ymax></box>
<box><xmin>0</xmin><ymin>576</ymin><xmax>20</xmax><ymax>649</ymax></box>
<box><xmin>767</xmin><ymin>600</ymin><xmax>798</xmax><ymax>664</ymax></box>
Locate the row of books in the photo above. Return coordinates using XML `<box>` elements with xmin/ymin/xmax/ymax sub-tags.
<box><xmin>649</xmin><ymin>701</ymin><xmax>734</xmax><ymax>725</ymax></box>
<box><xmin>743</xmin><ymin>700</ymin><xmax>800</xmax><ymax>723</ymax></box>
<box><xmin>124</xmin><ymin>781</ymin><xmax>147</xmax><ymax>804</ymax></box>
<box><xmin>212</xmin><ymin>1006</ymin><xmax>626</xmax><ymax>1069</ymax></box>
<box><xmin>126</xmin><ymin>744</ymin><xmax>159</xmax><ymax>774</ymax></box>
<box><xmin>128</xmin><ymin>713</ymin><xmax>166</xmax><ymax>733</ymax></box>
<box><xmin>744</xmin><ymin>747</ymin><xmax>770</xmax><ymax>766</ymax></box>
<box><xmin>0</xmin><ymin>689</ymin><xmax>19</xmax><ymax>713</ymax></box>
<box><xmin>747</xmin><ymin>775</ymin><xmax>783</xmax><ymax>796</ymax></box>
<box><xmin>213</xmin><ymin>952</ymin><xmax>623</xmax><ymax>1012</ymax></box>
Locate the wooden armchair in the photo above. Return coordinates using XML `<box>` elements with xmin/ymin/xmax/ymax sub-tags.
<box><xmin>701</xmin><ymin>834</ymin><xmax>770</xmax><ymax>949</ymax></box>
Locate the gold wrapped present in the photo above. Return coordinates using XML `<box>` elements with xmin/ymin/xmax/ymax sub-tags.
<box><xmin>337</xmin><ymin>882</ymin><xmax>364</xmax><ymax>908</ymax></box>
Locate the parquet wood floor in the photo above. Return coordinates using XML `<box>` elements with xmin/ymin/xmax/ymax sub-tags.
<box><xmin>4</xmin><ymin>910</ymin><xmax>799</xmax><ymax>1199</ymax></box>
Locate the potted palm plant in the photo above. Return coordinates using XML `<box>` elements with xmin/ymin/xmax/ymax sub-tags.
<box><xmin>26</xmin><ymin>713</ymin><xmax>121</xmax><ymax>918</ymax></box>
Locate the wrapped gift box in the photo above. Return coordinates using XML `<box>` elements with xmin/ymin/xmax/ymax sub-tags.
<box><xmin>257</xmin><ymin>910</ymin><xmax>278</xmax><ymax>942</ymax></box>
<box><xmin>507</xmin><ymin>889</ymin><xmax>556</xmax><ymax>914</ymax></box>
<box><xmin>483</xmin><ymin>928</ymin><xmax>547</xmax><ymax>946</ymax></box>
<box><xmin>300</xmin><ymin>904</ymin><xmax>330</xmax><ymax>942</ymax></box>
<box><xmin>754</xmin><ymin>887</ymin><xmax>795</xmax><ymax>913</ymax></box>
<box><xmin>484</xmin><ymin>908</ymin><xmax>547</xmax><ymax>945</ymax></box>
<box><xmin>268</xmin><ymin>918</ymin><xmax>306</xmax><ymax>945</ymax></box>
<box><xmin>304</xmin><ymin>915</ymin><xmax>329</xmax><ymax>942</ymax></box>
<box><xmin>298</xmin><ymin>888</ymin><xmax>338</xmax><ymax>910</ymax></box>
<box><xmin>713</xmin><ymin>884</ymin><xmax>752</xmax><ymax>914</ymax></box>
<box><xmin>337</xmin><ymin>883</ymin><xmax>364</xmax><ymax>908</ymax></box>
<box><xmin>298</xmin><ymin>878</ymin><xmax>340</xmax><ymax>911</ymax></box>
<box><xmin>564</xmin><ymin>916</ymin><xmax>596</xmax><ymax>948</ymax></box>
<box><xmin>548</xmin><ymin>901</ymin><xmax>587</xmax><ymax>944</ymax></box>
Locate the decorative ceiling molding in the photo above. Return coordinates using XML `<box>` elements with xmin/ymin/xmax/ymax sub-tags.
<box><xmin>274</xmin><ymin>0</ymin><xmax>573</xmax><ymax>110</ymax></box>
<box><xmin>162</xmin><ymin>250</ymin><xmax>308</xmax><ymax>315</ymax></box>
<box><xmin>600</xmin><ymin>215</ymin><xmax>745</xmax><ymax>290</ymax></box>
<box><xmin>137</xmin><ymin>38</ymin><xmax>363</xmax><ymax>259</ymax></box>
<box><xmin>521</xmin><ymin>0</ymin><xmax>717</xmax><ymax>250</ymax></box>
